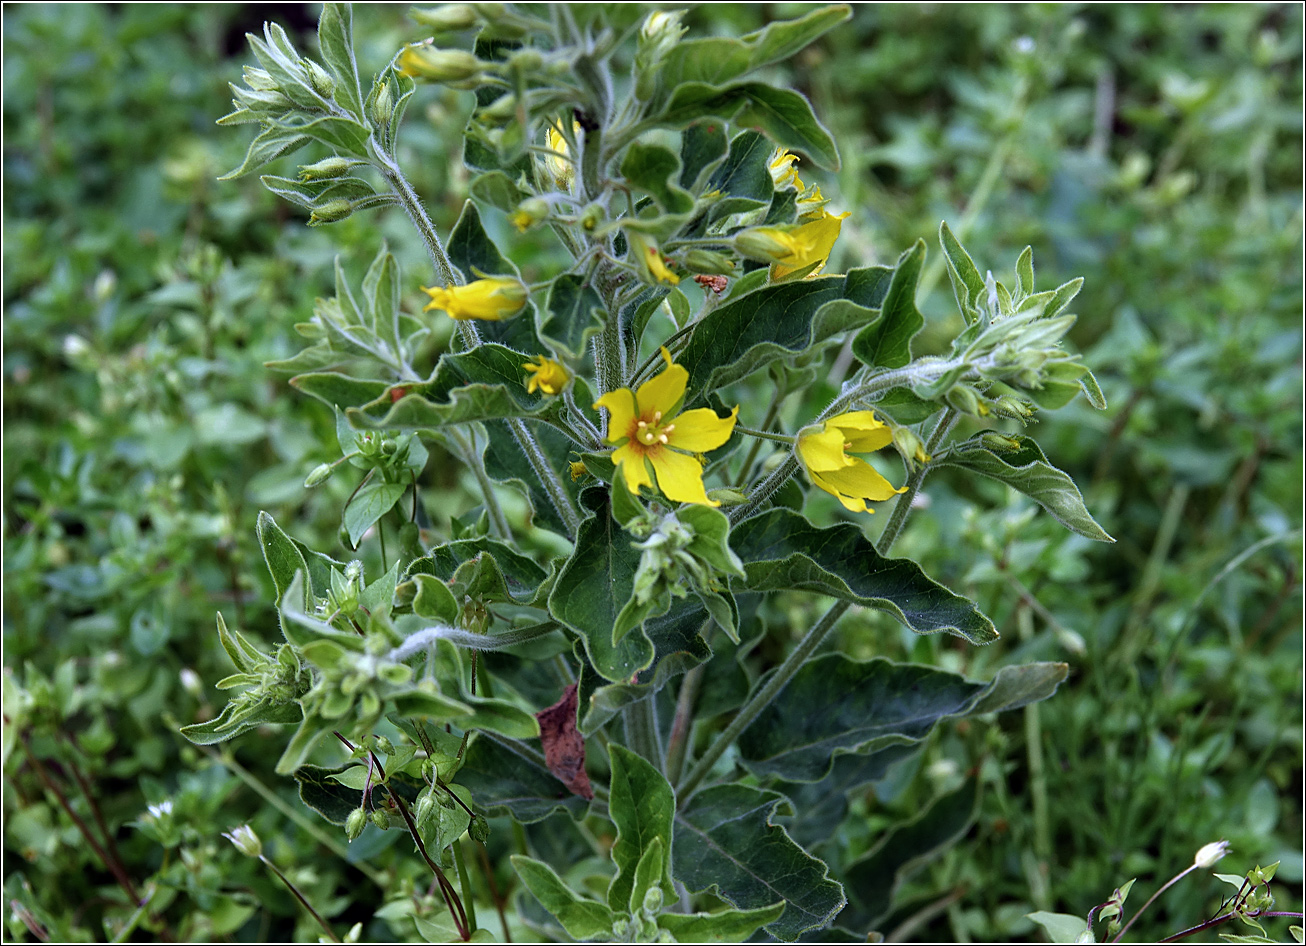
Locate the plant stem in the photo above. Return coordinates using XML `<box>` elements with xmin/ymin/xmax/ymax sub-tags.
<box><xmin>448</xmin><ymin>426</ymin><xmax>512</xmax><ymax>539</ymax></box>
<box><xmin>663</xmin><ymin>663</ymin><xmax>704</xmax><ymax>785</ymax></box>
<box><xmin>1160</xmin><ymin>911</ymin><xmax>1305</xmax><ymax>943</ymax></box>
<box><xmin>1117</xmin><ymin>482</ymin><xmax>1190</xmax><ymax>665</ymax></box>
<box><xmin>259</xmin><ymin>855</ymin><xmax>341</xmax><ymax>942</ymax></box>
<box><xmin>453</xmin><ymin>840</ymin><xmax>478</xmax><ymax>936</ymax></box>
<box><xmin>734</xmin><ymin>424</ymin><xmax>794</xmax><ymax>445</ymax></box>
<box><xmin>1111</xmin><ymin>864</ymin><xmax>1197</xmax><ymax>943</ymax></box>
<box><xmin>110</xmin><ymin>885</ymin><xmax>154</xmax><ymax>944</ymax></box>
<box><xmin>373</xmin><ymin>144</ymin><xmax>457</xmax><ymax>289</ymax></box>
<box><xmin>477</xmin><ymin>842</ymin><xmax>513</xmax><ymax>943</ymax></box>
<box><xmin>507</xmin><ymin>418</ymin><xmax>581</xmax><ymax>536</ymax></box>
<box><xmin>734</xmin><ymin>388</ymin><xmax>787</xmax><ymax>488</ymax></box>
<box><xmin>622</xmin><ymin>696</ymin><xmax>661</xmax><ymax>765</ymax></box>
<box><xmin>875</xmin><ymin>409</ymin><xmax>958</xmax><ymax>555</ymax></box>
<box><xmin>677</xmin><ymin>600</ymin><xmax>850</xmax><ymax>801</ymax></box>
<box><xmin>1018</xmin><ymin>605</ymin><xmax>1051</xmax><ymax>864</ymax></box>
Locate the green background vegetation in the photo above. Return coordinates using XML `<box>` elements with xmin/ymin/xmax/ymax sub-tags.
<box><xmin>4</xmin><ymin>3</ymin><xmax>1301</xmax><ymax>942</ymax></box>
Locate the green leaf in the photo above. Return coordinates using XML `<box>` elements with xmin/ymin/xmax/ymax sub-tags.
<box><xmin>220</xmin><ymin>126</ymin><xmax>310</xmax><ymax>181</ymax></box>
<box><xmin>257</xmin><ymin>511</ymin><xmax>314</xmax><ymax>608</ymax></box>
<box><xmin>540</xmin><ymin>274</ymin><xmax>604</xmax><ymax>360</ymax></box>
<box><xmin>658</xmin><ymin>82</ymin><xmax>839</xmax><ymax>171</ymax></box>
<box><xmin>482</xmin><ymin>418</ymin><xmax>583</xmax><ymax>538</ymax></box>
<box><xmin>674</xmin><ymin>783</ymin><xmax>845</xmax><ymax>941</ymax></box>
<box><xmin>677</xmin><ymin>268</ymin><xmax>892</xmax><ymax>402</ymax></box>
<box><xmin>657</xmin><ymin>903</ymin><xmax>787</xmax><ymax>943</ymax></box>
<box><xmin>548</xmin><ymin>489</ymin><xmax>655</xmax><ymax>684</ymax></box>
<box><xmin>290</xmin><ymin>372</ymin><xmax>389</xmax><ymax>411</ymax></box>
<box><xmin>843</xmin><ymin>782</ymin><xmax>981</xmax><ymax>927</ymax></box>
<box><xmin>511</xmin><ymin>856</ymin><xmax>615</xmax><ymax>940</ymax></box>
<box><xmin>705</xmin><ymin>130</ymin><xmax>774</xmax><ymax>203</ymax></box>
<box><xmin>738</xmin><ymin>654</ymin><xmax>1068</xmax><ymax>781</ymax></box>
<box><xmin>679</xmin><ymin>121</ymin><xmax>729</xmax><ymax>191</ymax></box>
<box><xmin>347</xmin><ymin>345</ymin><xmax>569</xmax><ymax>433</ymax></box>
<box><xmin>317</xmin><ymin>3</ymin><xmax>365</xmax><ymax>118</ymax></box>
<box><xmin>730</xmin><ymin>509</ymin><xmax>999</xmax><ymax>644</ymax></box>
<box><xmin>409</xmin><ymin>574</ymin><xmax>459</xmax><ymax>623</ymax></box>
<box><xmin>622</xmin><ymin>142</ymin><xmax>694</xmax><ymax>214</ymax></box>
<box><xmin>295</xmin><ymin>763</ymin><xmax>422</xmax><ymax>825</ymax></box>
<box><xmin>606</xmin><ymin>746</ymin><xmax>675</xmax><ymax>912</ymax></box>
<box><xmin>215</xmin><ymin>612</ymin><xmax>268</xmax><ymax>675</ymax></box>
<box><xmin>628</xmin><ymin>837</ymin><xmax>666</xmax><ymax>914</ymax></box>
<box><xmin>656</xmin><ymin>6</ymin><xmax>850</xmax><ymax>98</ymax></box>
<box><xmin>852</xmin><ymin>239</ymin><xmax>925</xmax><ymax>369</ymax></box>
<box><xmin>408</xmin><ymin>536</ymin><xmax>548</xmax><ymax>603</ymax></box>
<box><xmin>939</xmin><ymin>221</ymin><xmax>986</xmax><ymax>324</ymax></box>
<box><xmin>777</xmin><ymin>745</ymin><xmax>922</xmax><ymax>849</ymax></box>
<box><xmin>469</xmin><ymin>170</ymin><xmax>524</xmax><ymax>211</ymax></box>
<box><xmin>937</xmin><ymin>434</ymin><xmax>1114</xmax><ymax>541</ymax></box>
<box><xmin>179</xmin><ymin>698</ymin><xmax>302</xmax><ymax>745</ymax></box>
<box><xmin>455</xmin><ymin>734</ymin><xmax>588</xmax><ymax>823</ymax></box>
<box><xmin>343</xmin><ymin>481</ymin><xmax>407</xmax><ymax>548</ymax></box>
<box><xmin>362</xmin><ymin>245</ymin><xmax>402</xmax><ymax>366</ymax></box>
<box><xmin>1027</xmin><ymin>912</ymin><xmax>1092</xmax><ymax>944</ymax></box>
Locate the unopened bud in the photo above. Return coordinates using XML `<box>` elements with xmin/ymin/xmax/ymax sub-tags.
<box><xmin>734</xmin><ymin>227</ymin><xmax>798</xmax><ymax>265</ymax></box>
<box><xmin>304</xmin><ymin>463</ymin><xmax>335</xmax><ymax>488</ymax></box>
<box><xmin>892</xmin><ymin>425</ymin><xmax>930</xmax><ymax>467</ymax></box>
<box><xmin>980</xmin><ymin>432</ymin><xmax>1023</xmax><ymax>453</ymax></box>
<box><xmin>945</xmin><ymin>385</ymin><xmax>985</xmax><ymax>417</ymax></box>
<box><xmin>411</xmin><ymin>3</ymin><xmax>479</xmax><ymax>32</ymax></box>
<box><xmin>244</xmin><ymin>66</ymin><xmax>278</xmax><ymax>92</ymax></box>
<box><xmin>374</xmin><ymin>735</ymin><xmax>395</xmax><ymax>754</ymax></box>
<box><xmin>371</xmin><ymin>83</ymin><xmax>394</xmax><ymax>129</ymax></box>
<box><xmin>371</xmin><ymin>808</ymin><xmax>391</xmax><ymax>830</ymax></box>
<box><xmin>303</xmin><ymin>59</ymin><xmax>336</xmax><ymax>98</ymax></box>
<box><xmin>578</xmin><ymin>202</ymin><xmax>604</xmax><ymax>232</ymax></box>
<box><xmin>223</xmin><ymin>824</ymin><xmax>263</xmax><ymax>858</ymax></box>
<box><xmin>179</xmin><ymin>667</ymin><xmax>203</xmax><ymax>697</ymax></box>
<box><xmin>1193</xmin><ymin>840</ymin><xmax>1230</xmax><ymax>869</ymax></box>
<box><xmin>309</xmin><ymin>199</ymin><xmax>355</xmax><ymax>225</ymax></box>
<box><xmin>681</xmin><ymin>249</ymin><xmax>736</xmax><ymax>275</ymax></box>
<box><xmin>508</xmin><ymin>49</ymin><xmax>543</xmax><ymax>72</ymax></box>
<box><xmin>479</xmin><ymin>92</ymin><xmax>519</xmax><ymax>124</ymax></box>
<box><xmin>469</xmin><ymin>814</ymin><xmax>490</xmax><ymax>843</ymax></box>
<box><xmin>510</xmin><ymin>197</ymin><xmax>549</xmax><ymax>232</ymax></box>
<box><xmin>345</xmin><ymin>807</ymin><xmax>367</xmax><ymax>840</ymax></box>
<box><xmin>642</xmin><ymin>885</ymin><xmax>664</xmax><ymax>913</ymax></box>
<box><xmin>299</xmin><ymin>156</ymin><xmax>356</xmax><ymax>182</ymax></box>
<box><xmin>398</xmin><ymin>45</ymin><xmax>482</xmax><ymax>83</ymax></box>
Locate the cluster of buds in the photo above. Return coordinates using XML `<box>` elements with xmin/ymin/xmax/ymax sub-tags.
<box><xmin>633</xmin><ymin>10</ymin><xmax>687</xmax><ymax>101</ymax></box>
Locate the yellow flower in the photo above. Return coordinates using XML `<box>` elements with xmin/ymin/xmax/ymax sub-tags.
<box><xmin>545</xmin><ymin>121</ymin><xmax>580</xmax><ymax>190</ymax></box>
<box><xmin>769</xmin><ymin>210</ymin><xmax>851</xmax><ymax>281</ymax></box>
<box><xmin>796</xmin><ymin>411</ymin><xmax>906</xmax><ymax>514</ymax></box>
<box><xmin>795</xmin><ymin>184</ymin><xmax>830</xmax><ymax>217</ymax></box>
<box><xmin>594</xmin><ymin>349</ymin><xmax>737</xmax><ymax>506</ymax></box>
<box><xmin>627</xmin><ymin>231</ymin><xmax>680</xmax><ymax>286</ymax></box>
<box><xmin>523</xmin><ymin>355</ymin><xmax>569</xmax><ymax>396</ymax></box>
<box><xmin>421</xmin><ymin>278</ymin><xmax>528</xmax><ymax>321</ymax></box>
<box><xmin>569</xmin><ymin>460</ymin><xmax>590</xmax><ymax>481</ymax></box>
<box><xmin>769</xmin><ymin>148</ymin><xmax>803</xmax><ymax>190</ymax></box>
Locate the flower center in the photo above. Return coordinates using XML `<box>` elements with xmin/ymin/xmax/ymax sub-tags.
<box><xmin>633</xmin><ymin>410</ymin><xmax>675</xmax><ymax>449</ymax></box>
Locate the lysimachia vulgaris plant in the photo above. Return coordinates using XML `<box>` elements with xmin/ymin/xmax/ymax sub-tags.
<box><xmin>187</xmin><ymin>5</ymin><xmax>1115</xmax><ymax>942</ymax></box>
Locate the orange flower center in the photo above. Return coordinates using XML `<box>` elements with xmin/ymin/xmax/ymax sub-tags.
<box><xmin>627</xmin><ymin>409</ymin><xmax>676</xmax><ymax>453</ymax></box>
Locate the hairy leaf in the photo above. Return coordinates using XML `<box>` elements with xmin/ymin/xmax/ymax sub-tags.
<box><xmin>511</xmin><ymin>856</ymin><xmax>614</xmax><ymax>940</ymax></box>
<box><xmin>455</xmin><ymin>734</ymin><xmax>588</xmax><ymax>823</ymax></box>
<box><xmin>606</xmin><ymin>746</ymin><xmax>675</xmax><ymax>912</ymax></box>
<box><xmin>852</xmin><ymin>239</ymin><xmax>926</xmax><ymax>369</ymax></box>
<box><xmin>730</xmin><ymin>509</ymin><xmax>999</xmax><ymax>644</ymax></box>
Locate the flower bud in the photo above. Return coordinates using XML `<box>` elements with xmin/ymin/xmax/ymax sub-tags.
<box><xmin>945</xmin><ymin>385</ymin><xmax>987</xmax><ymax>417</ymax></box>
<box><xmin>626</xmin><ymin>231</ymin><xmax>679</xmax><ymax>286</ymax></box>
<box><xmin>510</xmin><ymin>197</ymin><xmax>549</xmax><ymax>232</ymax></box>
<box><xmin>578</xmin><ymin>202</ymin><xmax>604</xmax><ymax>232</ymax></box>
<box><xmin>734</xmin><ymin>227</ymin><xmax>800</xmax><ymax>265</ymax></box>
<box><xmin>411</xmin><ymin>4</ymin><xmax>479</xmax><ymax>32</ymax></box>
<box><xmin>243</xmin><ymin>66</ymin><xmax>278</xmax><ymax>92</ymax></box>
<box><xmin>371</xmin><ymin>83</ymin><xmax>394</xmax><ymax>129</ymax></box>
<box><xmin>508</xmin><ymin>48</ymin><xmax>543</xmax><ymax>72</ymax></box>
<box><xmin>303</xmin><ymin>59</ymin><xmax>336</xmax><ymax>98</ymax></box>
<box><xmin>681</xmin><ymin>249</ymin><xmax>737</xmax><ymax>275</ymax></box>
<box><xmin>892</xmin><ymin>425</ymin><xmax>931</xmax><ymax>467</ymax></box>
<box><xmin>399</xmin><ymin>45</ymin><xmax>482</xmax><ymax>83</ymax></box>
<box><xmin>1193</xmin><ymin>841</ymin><xmax>1230</xmax><ymax>869</ymax></box>
<box><xmin>309</xmin><ymin>199</ymin><xmax>355</xmax><ymax>226</ymax></box>
<box><xmin>469</xmin><ymin>814</ymin><xmax>490</xmax><ymax>843</ymax></box>
<box><xmin>370</xmin><ymin>808</ymin><xmax>391</xmax><ymax>830</ymax></box>
<box><xmin>223</xmin><ymin>824</ymin><xmax>263</xmax><ymax>858</ymax></box>
<box><xmin>299</xmin><ymin>156</ymin><xmax>356</xmax><ymax>182</ymax></box>
<box><xmin>304</xmin><ymin>463</ymin><xmax>335</xmax><ymax>488</ymax></box>
<box><xmin>345</xmin><ymin>807</ymin><xmax>367</xmax><ymax>840</ymax></box>
<box><xmin>642</xmin><ymin>885</ymin><xmax>664</xmax><ymax>914</ymax></box>
<box><xmin>980</xmin><ymin>432</ymin><xmax>1023</xmax><ymax>453</ymax></box>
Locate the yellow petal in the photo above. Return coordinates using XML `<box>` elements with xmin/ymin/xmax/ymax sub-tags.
<box><xmin>830</xmin><ymin>411</ymin><xmax>893</xmax><ymax>453</ymax></box>
<box><xmin>649</xmin><ymin>449</ymin><xmax>717</xmax><ymax>506</ymax></box>
<box><xmin>595</xmin><ymin>388</ymin><xmax>639</xmax><ymax>444</ymax></box>
<box><xmin>613</xmin><ymin>444</ymin><xmax>654</xmax><ymax>494</ymax></box>
<box><xmin>813</xmin><ymin>457</ymin><xmax>904</xmax><ymax>502</ymax></box>
<box><xmin>634</xmin><ymin>352</ymin><xmax>687</xmax><ymax>417</ymax></box>
<box><xmin>810</xmin><ymin>469</ymin><xmax>872</xmax><ymax>514</ymax></box>
<box><xmin>770</xmin><ymin>211</ymin><xmax>849</xmax><ymax>281</ymax></box>
<box><xmin>667</xmin><ymin>406</ymin><xmax>737</xmax><ymax>453</ymax></box>
<box><xmin>797</xmin><ymin>427</ymin><xmax>855</xmax><ymax>472</ymax></box>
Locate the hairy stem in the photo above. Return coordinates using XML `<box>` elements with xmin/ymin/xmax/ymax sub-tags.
<box><xmin>622</xmin><ymin>696</ymin><xmax>661</xmax><ymax>765</ymax></box>
<box><xmin>875</xmin><ymin>409</ymin><xmax>958</xmax><ymax>555</ymax></box>
<box><xmin>259</xmin><ymin>856</ymin><xmax>341</xmax><ymax>943</ymax></box>
<box><xmin>373</xmin><ymin>143</ymin><xmax>457</xmax><ymax>288</ymax></box>
<box><xmin>453</xmin><ymin>840</ymin><xmax>478</xmax><ymax>936</ymax></box>
<box><xmin>507</xmin><ymin>418</ymin><xmax>581</xmax><ymax>536</ymax></box>
<box><xmin>677</xmin><ymin>601</ymin><xmax>850</xmax><ymax>801</ymax></box>
<box><xmin>663</xmin><ymin>663</ymin><xmax>704</xmax><ymax>785</ymax></box>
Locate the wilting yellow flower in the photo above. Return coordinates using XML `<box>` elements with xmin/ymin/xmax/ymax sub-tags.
<box><xmin>398</xmin><ymin>45</ymin><xmax>481</xmax><ymax>83</ymax></box>
<box><xmin>795</xmin><ymin>184</ymin><xmax>830</xmax><ymax>217</ymax></box>
<box><xmin>545</xmin><ymin>121</ymin><xmax>580</xmax><ymax>190</ymax></box>
<box><xmin>627</xmin><ymin>231</ymin><xmax>680</xmax><ymax>286</ymax></box>
<box><xmin>569</xmin><ymin>460</ymin><xmax>590</xmax><ymax>481</ymax></box>
<box><xmin>770</xmin><ymin>210</ymin><xmax>851</xmax><ymax>281</ymax></box>
<box><xmin>769</xmin><ymin>148</ymin><xmax>803</xmax><ymax>190</ymax></box>
<box><xmin>421</xmin><ymin>278</ymin><xmax>528</xmax><ymax>321</ymax></box>
<box><xmin>523</xmin><ymin>355</ymin><xmax>569</xmax><ymax>396</ymax></box>
<box><xmin>594</xmin><ymin>348</ymin><xmax>737</xmax><ymax>506</ymax></box>
<box><xmin>797</xmin><ymin>411</ymin><xmax>906</xmax><ymax>514</ymax></box>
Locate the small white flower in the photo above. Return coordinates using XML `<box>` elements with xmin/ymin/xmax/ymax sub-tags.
<box><xmin>1194</xmin><ymin>840</ymin><xmax>1230</xmax><ymax>869</ymax></box>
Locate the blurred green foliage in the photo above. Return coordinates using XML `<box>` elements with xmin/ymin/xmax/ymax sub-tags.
<box><xmin>3</xmin><ymin>3</ymin><xmax>1300</xmax><ymax>943</ymax></box>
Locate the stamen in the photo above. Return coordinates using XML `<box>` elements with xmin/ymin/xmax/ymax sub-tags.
<box><xmin>652</xmin><ymin>411</ymin><xmax>662</xmax><ymax>423</ymax></box>
<box><xmin>658</xmin><ymin>434</ymin><xmax>669</xmax><ymax>444</ymax></box>
<box><xmin>637</xmin><ymin>420</ymin><xmax>648</xmax><ymax>429</ymax></box>
<box><xmin>664</xmin><ymin>423</ymin><xmax>675</xmax><ymax>433</ymax></box>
